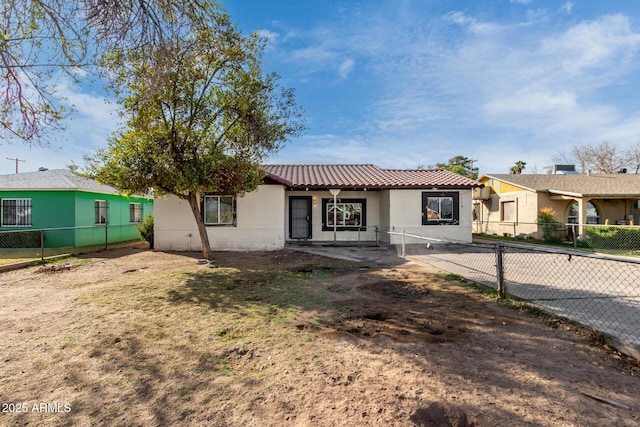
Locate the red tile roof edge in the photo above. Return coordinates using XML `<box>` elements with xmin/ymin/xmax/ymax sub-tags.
<box><xmin>261</xmin><ymin>164</ymin><xmax>482</xmax><ymax>188</ymax></box>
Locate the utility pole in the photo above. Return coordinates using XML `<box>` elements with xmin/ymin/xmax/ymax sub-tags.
<box><xmin>6</xmin><ymin>157</ymin><xmax>26</xmax><ymax>173</ymax></box>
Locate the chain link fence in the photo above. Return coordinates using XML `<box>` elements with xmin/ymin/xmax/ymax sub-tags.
<box><xmin>473</xmin><ymin>220</ymin><xmax>640</xmax><ymax>256</ymax></box>
<box><xmin>387</xmin><ymin>230</ymin><xmax>640</xmax><ymax>359</ymax></box>
<box><xmin>0</xmin><ymin>225</ymin><xmax>146</xmax><ymax>268</ymax></box>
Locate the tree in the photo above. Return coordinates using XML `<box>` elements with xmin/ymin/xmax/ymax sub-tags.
<box><xmin>84</xmin><ymin>12</ymin><xmax>304</xmax><ymax>260</ymax></box>
<box><xmin>510</xmin><ymin>160</ymin><xmax>526</xmax><ymax>174</ymax></box>
<box><xmin>435</xmin><ymin>155</ymin><xmax>478</xmax><ymax>179</ymax></box>
<box><xmin>625</xmin><ymin>141</ymin><xmax>640</xmax><ymax>174</ymax></box>
<box><xmin>554</xmin><ymin>142</ymin><xmax>628</xmax><ymax>174</ymax></box>
<box><xmin>1</xmin><ymin>0</ymin><xmax>216</xmax><ymax>143</ymax></box>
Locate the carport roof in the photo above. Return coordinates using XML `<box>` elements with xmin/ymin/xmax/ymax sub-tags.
<box><xmin>262</xmin><ymin>164</ymin><xmax>482</xmax><ymax>189</ymax></box>
<box><xmin>481</xmin><ymin>173</ymin><xmax>640</xmax><ymax>197</ymax></box>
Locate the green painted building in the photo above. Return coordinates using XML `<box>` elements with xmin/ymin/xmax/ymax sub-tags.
<box><xmin>0</xmin><ymin>169</ymin><xmax>153</xmax><ymax>248</ymax></box>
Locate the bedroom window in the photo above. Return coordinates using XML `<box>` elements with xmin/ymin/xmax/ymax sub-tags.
<box><xmin>95</xmin><ymin>200</ymin><xmax>107</xmax><ymax>225</ymax></box>
<box><xmin>501</xmin><ymin>200</ymin><xmax>516</xmax><ymax>222</ymax></box>
<box><xmin>1</xmin><ymin>198</ymin><xmax>32</xmax><ymax>227</ymax></box>
<box><xmin>422</xmin><ymin>192</ymin><xmax>459</xmax><ymax>225</ymax></box>
<box><xmin>204</xmin><ymin>195</ymin><xmax>235</xmax><ymax>225</ymax></box>
<box><xmin>129</xmin><ymin>203</ymin><xmax>142</xmax><ymax>223</ymax></box>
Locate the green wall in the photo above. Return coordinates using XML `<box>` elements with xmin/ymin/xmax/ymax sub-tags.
<box><xmin>0</xmin><ymin>190</ymin><xmax>153</xmax><ymax>248</ymax></box>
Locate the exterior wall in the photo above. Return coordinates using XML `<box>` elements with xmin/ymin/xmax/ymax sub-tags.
<box><xmin>477</xmin><ymin>179</ymin><xmax>634</xmax><ymax>238</ymax></box>
<box><xmin>0</xmin><ymin>190</ymin><xmax>152</xmax><ymax>247</ymax></box>
<box><xmin>379</xmin><ymin>190</ymin><xmax>391</xmax><ymax>243</ymax></box>
<box><xmin>283</xmin><ymin>190</ymin><xmax>381</xmax><ymax>242</ymax></box>
<box><xmin>0</xmin><ymin>190</ymin><xmax>75</xmax><ymax>230</ymax></box>
<box><xmin>154</xmin><ymin>185</ymin><xmax>285</xmax><ymax>252</ymax></box>
<box><xmin>73</xmin><ymin>192</ymin><xmax>153</xmax><ymax>247</ymax></box>
<box><xmin>387</xmin><ymin>189</ymin><xmax>474</xmax><ymax>244</ymax></box>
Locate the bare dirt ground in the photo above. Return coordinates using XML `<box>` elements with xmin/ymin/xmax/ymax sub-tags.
<box><xmin>0</xmin><ymin>245</ymin><xmax>639</xmax><ymax>427</ymax></box>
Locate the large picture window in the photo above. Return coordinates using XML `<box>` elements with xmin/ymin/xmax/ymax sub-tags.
<box><xmin>95</xmin><ymin>200</ymin><xmax>107</xmax><ymax>225</ymax></box>
<box><xmin>129</xmin><ymin>203</ymin><xmax>142</xmax><ymax>223</ymax></box>
<box><xmin>204</xmin><ymin>195</ymin><xmax>235</xmax><ymax>225</ymax></box>
<box><xmin>422</xmin><ymin>192</ymin><xmax>459</xmax><ymax>225</ymax></box>
<box><xmin>322</xmin><ymin>198</ymin><xmax>366</xmax><ymax>231</ymax></box>
<box><xmin>1</xmin><ymin>198</ymin><xmax>32</xmax><ymax>227</ymax></box>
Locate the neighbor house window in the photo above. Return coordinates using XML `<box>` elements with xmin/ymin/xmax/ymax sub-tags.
<box><xmin>95</xmin><ymin>200</ymin><xmax>107</xmax><ymax>224</ymax></box>
<box><xmin>472</xmin><ymin>203</ymin><xmax>481</xmax><ymax>221</ymax></box>
<box><xmin>422</xmin><ymin>192</ymin><xmax>459</xmax><ymax>225</ymax></box>
<box><xmin>568</xmin><ymin>201</ymin><xmax>599</xmax><ymax>224</ymax></box>
<box><xmin>204</xmin><ymin>195</ymin><xmax>235</xmax><ymax>225</ymax></box>
<box><xmin>501</xmin><ymin>200</ymin><xmax>516</xmax><ymax>222</ymax></box>
<box><xmin>322</xmin><ymin>198</ymin><xmax>366</xmax><ymax>231</ymax></box>
<box><xmin>1</xmin><ymin>198</ymin><xmax>32</xmax><ymax>227</ymax></box>
<box><xmin>129</xmin><ymin>203</ymin><xmax>142</xmax><ymax>223</ymax></box>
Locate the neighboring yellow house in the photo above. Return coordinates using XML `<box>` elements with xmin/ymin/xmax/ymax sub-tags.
<box><xmin>474</xmin><ymin>173</ymin><xmax>640</xmax><ymax>239</ymax></box>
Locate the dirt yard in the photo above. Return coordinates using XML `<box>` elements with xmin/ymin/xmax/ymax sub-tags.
<box><xmin>1</xmin><ymin>245</ymin><xmax>639</xmax><ymax>426</ymax></box>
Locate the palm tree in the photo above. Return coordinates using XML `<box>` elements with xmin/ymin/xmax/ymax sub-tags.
<box><xmin>510</xmin><ymin>160</ymin><xmax>526</xmax><ymax>174</ymax></box>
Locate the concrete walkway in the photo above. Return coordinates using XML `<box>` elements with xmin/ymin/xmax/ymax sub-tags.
<box><xmin>285</xmin><ymin>242</ymin><xmax>409</xmax><ymax>267</ymax></box>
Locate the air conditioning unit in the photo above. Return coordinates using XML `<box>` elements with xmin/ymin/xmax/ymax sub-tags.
<box><xmin>472</xmin><ymin>187</ymin><xmax>490</xmax><ymax>200</ymax></box>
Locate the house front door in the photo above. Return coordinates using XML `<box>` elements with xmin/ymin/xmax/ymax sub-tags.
<box><xmin>289</xmin><ymin>196</ymin><xmax>312</xmax><ymax>239</ymax></box>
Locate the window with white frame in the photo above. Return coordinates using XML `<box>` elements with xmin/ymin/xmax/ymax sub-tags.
<box><xmin>203</xmin><ymin>195</ymin><xmax>235</xmax><ymax>225</ymax></box>
<box><xmin>322</xmin><ymin>198</ymin><xmax>366</xmax><ymax>231</ymax></box>
<box><xmin>422</xmin><ymin>192</ymin><xmax>459</xmax><ymax>225</ymax></box>
<box><xmin>1</xmin><ymin>198</ymin><xmax>32</xmax><ymax>227</ymax></box>
<box><xmin>95</xmin><ymin>200</ymin><xmax>107</xmax><ymax>224</ymax></box>
<box><xmin>501</xmin><ymin>200</ymin><xmax>516</xmax><ymax>222</ymax></box>
<box><xmin>129</xmin><ymin>203</ymin><xmax>142</xmax><ymax>223</ymax></box>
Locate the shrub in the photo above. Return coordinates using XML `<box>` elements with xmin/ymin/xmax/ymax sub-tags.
<box><xmin>137</xmin><ymin>214</ymin><xmax>154</xmax><ymax>249</ymax></box>
<box><xmin>537</xmin><ymin>207</ymin><xmax>561</xmax><ymax>243</ymax></box>
<box><xmin>584</xmin><ymin>225</ymin><xmax>640</xmax><ymax>250</ymax></box>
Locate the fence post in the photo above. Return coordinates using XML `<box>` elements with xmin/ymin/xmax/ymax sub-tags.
<box><xmin>40</xmin><ymin>229</ymin><xmax>45</xmax><ymax>265</ymax></box>
<box><xmin>105</xmin><ymin>225</ymin><xmax>108</xmax><ymax>250</ymax></box>
<box><xmin>375</xmin><ymin>226</ymin><xmax>379</xmax><ymax>247</ymax></box>
<box><xmin>401</xmin><ymin>229</ymin><xmax>406</xmax><ymax>258</ymax></box>
<box><xmin>496</xmin><ymin>241</ymin><xmax>505</xmax><ymax>299</ymax></box>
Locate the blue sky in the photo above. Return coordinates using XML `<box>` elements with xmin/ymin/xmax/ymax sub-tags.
<box><xmin>4</xmin><ymin>0</ymin><xmax>640</xmax><ymax>175</ymax></box>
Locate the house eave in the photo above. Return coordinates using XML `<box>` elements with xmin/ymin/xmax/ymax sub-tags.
<box><xmin>548</xmin><ymin>189</ymin><xmax>639</xmax><ymax>199</ymax></box>
<box><xmin>284</xmin><ymin>185</ymin><xmax>478</xmax><ymax>191</ymax></box>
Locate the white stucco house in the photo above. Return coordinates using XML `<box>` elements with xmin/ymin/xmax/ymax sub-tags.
<box><xmin>154</xmin><ymin>164</ymin><xmax>482</xmax><ymax>252</ymax></box>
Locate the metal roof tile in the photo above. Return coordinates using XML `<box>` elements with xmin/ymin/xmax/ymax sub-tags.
<box><xmin>263</xmin><ymin>164</ymin><xmax>481</xmax><ymax>188</ymax></box>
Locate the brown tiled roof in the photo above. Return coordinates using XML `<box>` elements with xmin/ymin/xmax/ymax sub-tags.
<box><xmin>262</xmin><ymin>164</ymin><xmax>481</xmax><ymax>189</ymax></box>
<box><xmin>483</xmin><ymin>173</ymin><xmax>640</xmax><ymax>197</ymax></box>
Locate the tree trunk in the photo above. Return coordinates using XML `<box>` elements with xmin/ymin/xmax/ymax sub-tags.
<box><xmin>186</xmin><ymin>191</ymin><xmax>214</xmax><ymax>260</ymax></box>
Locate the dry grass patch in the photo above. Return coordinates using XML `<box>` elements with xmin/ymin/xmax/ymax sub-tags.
<box><xmin>1</xmin><ymin>247</ymin><xmax>639</xmax><ymax>427</ymax></box>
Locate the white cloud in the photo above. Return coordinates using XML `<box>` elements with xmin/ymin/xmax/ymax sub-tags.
<box><xmin>445</xmin><ymin>12</ymin><xmax>505</xmax><ymax>36</ymax></box>
<box><xmin>337</xmin><ymin>58</ymin><xmax>354</xmax><ymax>79</ymax></box>
<box><xmin>257</xmin><ymin>29</ymin><xmax>279</xmax><ymax>49</ymax></box>
<box><xmin>541</xmin><ymin>14</ymin><xmax>640</xmax><ymax>74</ymax></box>
<box><xmin>485</xmin><ymin>91</ymin><xmax>576</xmax><ymax>115</ymax></box>
<box><xmin>560</xmin><ymin>2</ymin><xmax>573</xmax><ymax>14</ymax></box>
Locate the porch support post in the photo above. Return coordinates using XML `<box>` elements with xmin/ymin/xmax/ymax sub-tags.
<box><xmin>578</xmin><ymin>198</ymin><xmax>587</xmax><ymax>238</ymax></box>
<box><xmin>329</xmin><ymin>189</ymin><xmax>341</xmax><ymax>243</ymax></box>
